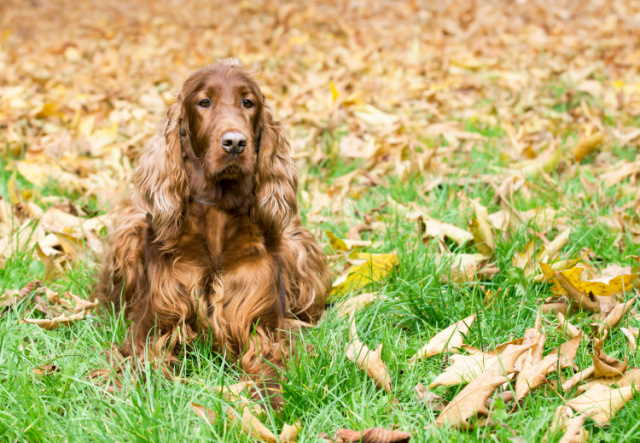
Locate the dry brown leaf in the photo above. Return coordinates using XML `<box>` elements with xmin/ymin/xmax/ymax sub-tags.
<box><xmin>191</xmin><ymin>402</ymin><xmax>217</xmax><ymax>424</ymax></box>
<box><xmin>593</xmin><ymin>339</ymin><xmax>628</xmax><ymax>378</ymax></box>
<box><xmin>23</xmin><ymin>311</ymin><xmax>87</xmax><ymax>330</ymax></box>
<box><xmin>409</xmin><ymin>314</ymin><xmax>476</xmax><ymax>363</ymax></box>
<box><xmin>537</xmin><ymin>228</ymin><xmax>572</xmax><ymax>264</ymax></box>
<box><xmin>335</xmin><ymin>292</ymin><xmax>382</xmax><ymax>318</ymax></box>
<box><xmin>620</xmin><ymin>327</ymin><xmax>638</xmax><ymax>351</ymax></box>
<box><xmin>436</xmin><ymin>374</ymin><xmax>508</xmax><ymax>428</ymax></box>
<box><xmin>601</xmin><ymin>297</ymin><xmax>636</xmax><ymax>329</ymax></box>
<box><xmin>416</xmin><ymin>216</ymin><xmax>473</xmax><ymax>246</ymax></box>
<box><xmin>335</xmin><ymin>427</ymin><xmax>411</xmax><ymax>443</ymax></box>
<box><xmin>562</xmin><ymin>366</ymin><xmax>594</xmax><ymax>392</ymax></box>
<box><xmin>438</xmin><ymin>253</ymin><xmax>494</xmax><ymax>283</ymax></box>
<box><xmin>566</xmin><ymin>384</ymin><xmax>635</xmax><ymax>426</ymax></box>
<box><xmin>430</xmin><ymin>343</ymin><xmax>532</xmax><ymax>388</ymax></box>
<box><xmin>578</xmin><ymin>368</ymin><xmax>640</xmax><ymax>393</ymax></box>
<box><xmin>0</xmin><ymin>280</ymin><xmax>41</xmax><ymax>309</ymax></box>
<box><xmin>557</xmin><ymin>312</ymin><xmax>582</xmax><ymax>338</ymax></box>
<box><xmin>559</xmin><ymin>414</ymin><xmax>589</xmax><ymax>443</ymax></box>
<box><xmin>541</xmin><ymin>302</ymin><xmax>569</xmax><ymax>314</ymax></box>
<box><xmin>279</xmin><ymin>422</ymin><xmax>301</xmax><ymax>443</ymax></box>
<box><xmin>346</xmin><ymin>336</ymin><xmax>392</xmax><ymax>393</ymax></box>
<box><xmin>237</xmin><ymin>407</ymin><xmax>277</xmax><ymax>443</ymax></box>
<box><xmin>515</xmin><ymin>335</ymin><xmax>581</xmax><ymax>401</ymax></box>
<box><xmin>514</xmin><ymin>314</ymin><xmax>545</xmax><ymax>372</ymax></box>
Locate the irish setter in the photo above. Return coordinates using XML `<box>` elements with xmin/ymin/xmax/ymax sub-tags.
<box><xmin>96</xmin><ymin>61</ymin><xmax>330</xmax><ymax>378</ymax></box>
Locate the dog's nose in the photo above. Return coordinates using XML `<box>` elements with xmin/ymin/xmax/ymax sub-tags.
<box><xmin>221</xmin><ymin>131</ymin><xmax>247</xmax><ymax>154</ymax></box>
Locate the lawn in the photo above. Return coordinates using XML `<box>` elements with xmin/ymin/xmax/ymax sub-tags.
<box><xmin>1</xmin><ymin>1</ymin><xmax>640</xmax><ymax>442</ymax></box>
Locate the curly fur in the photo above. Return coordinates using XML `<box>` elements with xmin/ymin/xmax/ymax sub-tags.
<box><xmin>96</xmin><ymin>62</ymin><xmax>330</xmax><ymax>378</ymax></box>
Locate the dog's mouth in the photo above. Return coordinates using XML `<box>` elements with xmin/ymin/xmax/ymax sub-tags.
<box><xmin>214</xmin><ymin>164</ymin><xmax>243</xmax><ymax>181</ymax></box>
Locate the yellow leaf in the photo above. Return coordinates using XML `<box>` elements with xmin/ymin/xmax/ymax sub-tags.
<box><xmin>330</xmin><ymin>252</ymin><xmax>398</xmax><ymax>299</ymax></box>
<box><xmin>468</xmin><ymin>199</ymin><xmax>495</xmax><ymax>255</ymax></box>
<box><xmin>573</xmin><ymin>132</ymin><xmax>604</xmax><ymax>162</ymax></box>
<box><xmin>555</xmin><ymin>264</ymin><xmax>637</xmax><ymax>300</ymax></box>
<box><xmin>7</xmin><ymin>173</ymin><xmax>20</xmax><ymax>205</ymax></box>
<box><xmin>325</xmin><ymin>231</ymin><xmax>371</xmax><ymax>252</ymax></box>
<box><xmin>35</xmin><ymin>102</ymin><xmax>64</xmax><ymax>119</ymax></box>
<box><xmin>329</xmin><ymin>80</ymin><xmax>340</xmax><ymax>103</ymax></box>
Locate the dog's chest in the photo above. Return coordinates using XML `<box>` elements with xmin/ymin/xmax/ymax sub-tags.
<box><xmin>179</xmin><ymin>204</ymin><xmax>267</xmax><ymax>270</ymax></box>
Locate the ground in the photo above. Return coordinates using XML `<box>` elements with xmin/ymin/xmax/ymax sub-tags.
<box><xmin>1</xmin><ymin>1</ymin><xmax>640</xmax><ymax>441</ymax></box>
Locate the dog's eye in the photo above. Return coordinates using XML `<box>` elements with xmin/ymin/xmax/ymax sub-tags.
<box><xmin>198</xmin><ymin>98</ymin><xmax>212</xmax><ymax>108</ymax></box>
<box><xmin>241</xmin><ymin>98</ymin><xmax>254</xmax><ymax>109</ymax></box>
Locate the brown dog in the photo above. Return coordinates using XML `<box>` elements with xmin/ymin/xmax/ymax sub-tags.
<box><xmin>97</xmin><ymin>61</ymin><xmax>330</xmax><ymax>378</ymax></box>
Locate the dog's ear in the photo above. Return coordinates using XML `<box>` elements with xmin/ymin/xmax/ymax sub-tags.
<box><xmin>134</xmin><ymin>97</ymin><xmax>190</xmax><ymax>249</ymax></box>
<box><xmin>254</xmin><ymin>106</ymin><xmax>298</xmax><ymax>237</ymax></box>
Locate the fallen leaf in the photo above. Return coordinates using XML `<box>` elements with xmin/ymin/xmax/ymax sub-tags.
<box><xmin>413</xmin><ymin>215</ymin><xmax>473</xmax><ymax>246</ymax></box>
<box><xmin>578</xmin><ymin>368</ymin><xmax>640</xmax><ymax>393</ymax></box>
<box><xmin>335</xmin><ymin>427</ymin><xmax>411</xmax><ymax>443</ymax></box>
<box><xmin>23</xmin><ymin>311</ymin><xmax>87</xmax><ymax>329</ymax></box>
<box><xmin>191</xmin><ymin>402</ymin><xmax>217</xmax><ymax>424</ymax></box>
<box><xmin>238</xmin><ymin>407</ymin><xmax>277</xmax><ymax>443</ymax></box>
<box><xmin>409</xmin><ymin>314</ymin><xmax>476</xmax><ymax>363</ymax></box>
<box><xmin>559</xmin><ymin>414</ymin><xmax>589</xmax><ymax>443</ymax></box>
<box><xmin>593</xmin><ymin>339</ymin><xmax>627</xmax><ymax>378</ymax></box>
<box><xmin>0</xmin><ymin>280</ymin><xmax>41</xmax><ymax>309</ymax></box>
<box><xmin>601</xmin><ymin>297</ymin><xmax>636</xmax><ymax>329</ymax></box>
<box><xmin>515</xmin><ymin>144</ymin><xmax>563</xmax><ymax>177</ymax></box>
<box><xmin>537</xmin><ymin>228</ymin><xmax>572</xmax><ymax>264</ymax></box>
<box><xmin>335</xmin><ymin>292</ymin><xmax>382</xmax><ymax>318</ymax></box>
<box><xmin>513</xmin><ymin>241</ymin><xmax>537</xmax><ymax>277</ymax></box>
<box><xmin>515</xmin><ymin>335</ymin><xmax>581</xmax><ymax>401</ymax></box>
<box><xmin>326</xmin><ymin>231</ymin><xmax>372</xmax><ymax>252</ymax></box>
<box><xmin>330</xmin><ymin>253</ymin><xmax>398</xmax><ymax>299</ymax></box>
<box><xmin>436</xmin><ymin>374</ymin><xmax>508</xmax><ymax>428</ymax></box>
<box><xmin>620</xmin><ymin>327</ymin><xmax>638</xmax><ymax>351</ymax></box>
<box><xmin>573</xmin><ymin>132</ymin><xmax>604</xmax><ymax>162</ymax></box>
<box><xmin>346</xmin><ymin>335</ymin><xmax>392</xmax><ymax>393</ymax></box>
<box><xmin>430</xmin><ymin>343</ymin><xmax>532</xmax><ymax>388</ymax></box>
<box><xmin>557</xmin><ymin>312</ymin><xmax>582</xmax><ymax>338</ymax></box>
<box><xmin>468</xmin><ymin>199</ymin><xmax>495</xmax><ymax>255</ymax></box>
<box><xmin>280</xmin><ymin>422</ymin><xmax>301</xmax><ymax>443</ymax></box>
<box><xmin>562</xmin><ymin>366</ymin><xmax>595</xmax><ymax>392</ymax></box>
<box><xmin>566</xmin><ymin>384</ymin><xmax>635</xmax><ymax>425</ymax></box>
<box><xmin>438</xmin><ymin>253</ymin><xmax>494</xmax><ymax>283</ymax></box>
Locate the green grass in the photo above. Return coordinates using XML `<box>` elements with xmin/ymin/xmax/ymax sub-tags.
<box><xmin>1</xmin><ymin>142</ymin><xmax>639</xmax><ymax>443</ymax></box>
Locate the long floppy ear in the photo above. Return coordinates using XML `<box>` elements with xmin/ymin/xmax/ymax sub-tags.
<box><xmin>133</xmin><ymin>98</ymin><xmax>190</xmax><ymax>249</ymax></box>
<box><xmin>255</xmin><ymin>107</ymin><xmax>298</xmax><ymax>237</ymax></box>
